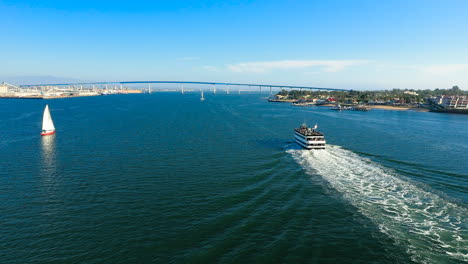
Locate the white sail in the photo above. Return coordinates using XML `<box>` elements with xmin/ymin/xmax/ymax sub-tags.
<box><xmin>42</xmin><ymin>105</ymin><xmax>55</xmax><ymax>132</ymax></box>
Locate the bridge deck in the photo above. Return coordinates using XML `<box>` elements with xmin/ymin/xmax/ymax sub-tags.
<box><xmin>19</xmin><ymin>81</ymin><xmax>351</xmax><ymax>91</ymax></box>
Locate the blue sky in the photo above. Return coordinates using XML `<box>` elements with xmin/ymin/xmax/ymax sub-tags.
<box><xmin>1</xmin><ymin>0</ymin><xmax>468</xmax><ymax>89</ymax></box>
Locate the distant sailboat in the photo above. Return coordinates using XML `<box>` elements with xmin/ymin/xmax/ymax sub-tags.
<box><xmin>200</xmin><ymin>90</ymin><xmax>205</xmax><ymax>101</ymax></box>
<box><xmin>41</xmin><ymin>105</ymin><xmax>55</xmax><ymax>136</ymax></box>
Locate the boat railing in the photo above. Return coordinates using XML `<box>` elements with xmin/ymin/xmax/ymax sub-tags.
<box><xmin>295</xmin><ymin>128</ymin><xmax>323</xmax><ymax>136</ymax></box>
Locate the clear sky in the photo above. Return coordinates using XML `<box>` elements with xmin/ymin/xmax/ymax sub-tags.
<box><xmin>1</xmin><ymin>0</ymin><xmax>468</xmax><ymax>89</ymax></box>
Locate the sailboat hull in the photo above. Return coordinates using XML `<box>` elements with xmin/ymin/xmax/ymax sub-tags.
<box><xmin>41</xmin><ymin>131</ymin><xmax>55</xmax><ymax>136</ymax></box>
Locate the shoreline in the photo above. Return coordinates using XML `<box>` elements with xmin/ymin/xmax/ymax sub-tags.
<box><xmin>0</xmin><ymin>94</ymin><xmax>102</xmax><ymax>99</ymax></box>
<box><xmin>369</xmin><ymin>105</ymin><xmax>429</xmax><ymax>111</ymax></box>
<box><xmin>267</xmin><ymin>99</ymin><xmax>431</xmax><ymax>112</ymax></box>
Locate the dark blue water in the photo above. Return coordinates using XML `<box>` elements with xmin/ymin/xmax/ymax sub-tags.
<box><xmin>1</xmin><ymin>93</ymin><xmax>467</xmax><ymax>263</ymax></box>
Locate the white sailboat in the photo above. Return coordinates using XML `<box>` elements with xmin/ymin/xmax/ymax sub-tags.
<box><xmin>41</xmin><ymin>104</ymin><xmax>56</xmax><ymax>136</ymax></box>
<box><xmin>200</xmin><ymin>90</ymin><xmax>205</xmax><ymax>101</ymax></box>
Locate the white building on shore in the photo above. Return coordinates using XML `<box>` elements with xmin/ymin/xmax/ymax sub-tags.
<box><xmin>431</xmin><ymin>95</ymin><xmax>468</xmax><ymax>108</ymax></box>
<box><xmin>0</xmin><ymin>85</ymin><xmax>8</xmax><ymax>93</ymax></box>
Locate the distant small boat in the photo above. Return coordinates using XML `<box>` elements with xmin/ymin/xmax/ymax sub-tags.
<box><xmin>41</xmin><ymin>105</ymin><xmax>55</xmax><ymax>136</ymax></box>
<box><xmin>200</xmin><ymin>90</ymin><xmax>205</xmax><ymax>101</ymax></box>
<box><xmin>331</xmin><ymin>104</ymin><xmax>351</xmax><ymax>111</ymax></box>
<box><xmin>351</xmin><ymin>105</ymin><xmax>371</xmax><ymax>111</ymax></box>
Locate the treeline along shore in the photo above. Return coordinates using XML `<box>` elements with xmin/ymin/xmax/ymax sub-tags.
<box><xmin>270</xmin><ymin>86</ymin><xmax>468</xmax><ymax>114</ymax></box>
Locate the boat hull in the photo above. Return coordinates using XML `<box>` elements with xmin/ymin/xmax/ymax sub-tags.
<box><xmin>294</xmin><ymin>134</ymin><xmax>326</xmax><ymax>149</ymax></box>
<box><xmin>41</xmin><ymin>130</ymin><xmax>55</xmax><ymax>136</ymax></box>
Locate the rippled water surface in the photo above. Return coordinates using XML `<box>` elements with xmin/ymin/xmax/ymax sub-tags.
<box><xmin>1</xmin><ymin>93</ymin><xmax>467</xmax><ymax>263</ymax></box>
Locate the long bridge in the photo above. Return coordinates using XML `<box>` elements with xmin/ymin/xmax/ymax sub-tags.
<box><xmin>19</xmin><ymin>81</ymin><xmax>351</xmax><ymax>92</ymax></box>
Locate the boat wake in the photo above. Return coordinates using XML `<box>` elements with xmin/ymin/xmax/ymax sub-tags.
<box><xmin>287</xmin><ymin>145</ymin><xmax>467</xmax><ymax>264</ymax></box>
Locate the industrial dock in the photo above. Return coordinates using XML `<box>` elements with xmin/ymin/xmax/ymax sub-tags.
<box><xmin>0</xmin><ymin>82</ymin><xmax>142</xmax><ymax>99</ymax></box>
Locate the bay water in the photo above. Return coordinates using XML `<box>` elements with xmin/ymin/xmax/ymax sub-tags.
<box><xmin>1</xmin><ymin>93</ymin><xmax>467</xmax><ymax>263</ymax></box>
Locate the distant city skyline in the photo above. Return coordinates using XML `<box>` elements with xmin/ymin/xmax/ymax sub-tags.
<box><xmin>1</xmin><ymin>0</ymin><xmax>468</xmax><ymax>90</ymax></box>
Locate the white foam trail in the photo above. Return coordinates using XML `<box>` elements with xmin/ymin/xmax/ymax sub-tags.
<box><xmin>287</xmin><ymin>145</ymin><xmax>467</xmax><ymax>263</ymax></box>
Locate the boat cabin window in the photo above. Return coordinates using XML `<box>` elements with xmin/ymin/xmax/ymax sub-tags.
<box><xmin>307</xmin><ymin>137</ymin><xmax>324</xmax><ymax>141</ymax></box>
<box><xmin>307</xmin><ymin>143</ymin><xmax>325</xmax><ymax>146</ymax></box>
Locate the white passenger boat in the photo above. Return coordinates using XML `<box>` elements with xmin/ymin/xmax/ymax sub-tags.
<box><xmin>294</xmin><ymin>123</ymin><xmax>326</xmax><ymax>149</ymax></box>
<box><xmin>41</xmin><ymin>104</ymin><xmax>56</xmax><ymax>136</ymax></box>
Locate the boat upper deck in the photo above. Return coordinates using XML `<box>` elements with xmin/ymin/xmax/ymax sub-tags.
<box><xmin>294</xmin><ymin>126</ymin><xmax>324</xmax><ymax>136</ymax></box>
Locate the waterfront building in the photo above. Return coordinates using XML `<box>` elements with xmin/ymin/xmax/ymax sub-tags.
<box><xmin>431</xmin><ymin>95</ymin><xmax>468</xmax><ymax>108</ymax></box>
<box><xmin>404</xmin><ymin>91</ymin><xmax>419</xmax><ymax>96</ymax></box>
<box><xmin>0</xmin><ymin>85</ymin><xmax>8</xmax><ymax>93</ymax></box>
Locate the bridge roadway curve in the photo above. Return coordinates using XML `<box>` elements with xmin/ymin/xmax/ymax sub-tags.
<box><xmin>19</xmin><ymin>81</ymin><xmax>351</xmax><ymax>92</ymax></box>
